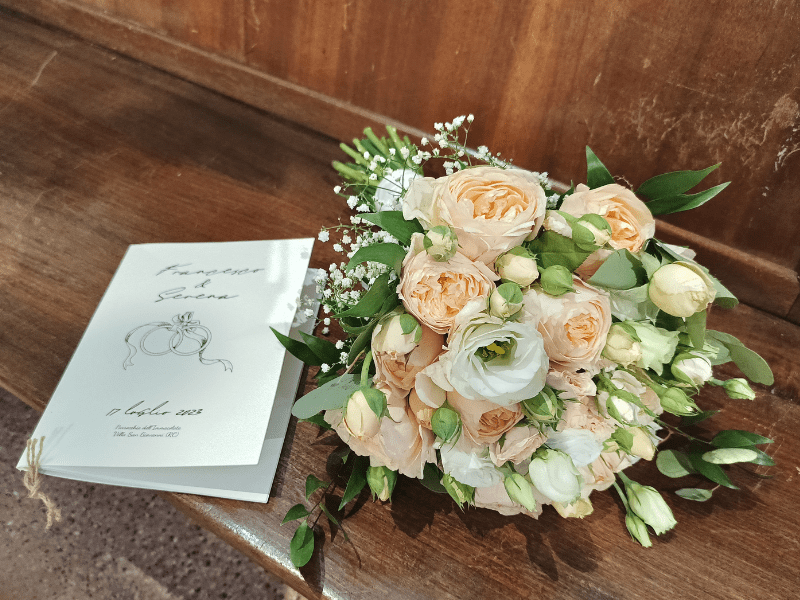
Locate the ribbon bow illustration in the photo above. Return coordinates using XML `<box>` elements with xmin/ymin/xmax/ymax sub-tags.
<box><xmin>123</xmin><ymin>312</ymin><xmax>232</xmax><ymax>371</ymax></box>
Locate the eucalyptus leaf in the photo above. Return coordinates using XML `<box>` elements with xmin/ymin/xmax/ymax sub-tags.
<box><xmin>685</xmin><ymin>309</ymin><xmax>706</xmax><ymax>349</ymax></box>
<box><xmin>291</xmin><ymin>373</ymin><xmax>361</xmax><ymax>419</ymax></box>
<box><xmin>675</xmin><ymin>488</ymin><xmax>713</xmax><ymax>502</ymax></box>
<box><xmin>345</xmin><ymin>242</ymin><xmax>407</xmax><ymax>274</ymax></box>
<box><xmin>282</xmin><ymin>503</ymin><xmax>310</xmax><ymax>524</ymax></box>
<box><xmin>711</xmin><ymin>429</ymin><xmax>774</xmax><ymax>448</ymax></box>
<box><xmin>335</xmin><ymin>272</ymin><xmax>393</xmax><ymax>318</ymax></box>
<box><xmin>702</xmin><ymin>448</ymin><xmax>760</xmax><ymax>465</ymax></box>
<box><xmin>586</xmin><ymin>146</ymin><xmax>614</xmax><ymax>189</ymax></box>
<box><xmin>645</xmin><ymin>182</ymin><xmax>730</xmax><ymax>216</ymax></box>
<box><xmin>705</xmin><ymin>330</ymin><xmax>774</xmax><ymax>385</ymax></box>
<box><xmin>637</xmin><ymin>164</ymin><xmax>720</xmax><ymax>200</ymax></box>
<box><xmin>359</xmin><ymin>211</ymin><xmax>423</xmax><ymax>246</ymax></box>
<box><xmin>299</xmin><ymin>332</ymin><xmax>340</xmax><ymax>365</ymax></box>
<box><xmin>289</xmin><ymin>522</ymin><xmax>315</xmax><ymax>567</ymax></box>
<box><xmin>527</xmin><ymin>230</ymin><xmax>596</xmax><ymax>271</ymax></box>
<box><xmin>339</xmin><ymin>455</ymin><xmax>369</xmax><ymax>510</ymax></box>
<box><xmin>656</xmin><ymin>449</ymin><xmax>697</xmax><ymax>478</ymax></box>
<box><xmin>271</xmin><ymin>328</ymin><xmax>323</xmax><ymax>366</ymax></box>
<box><xmin>305</xmin><ymin>474</ymin><xmax>328</xmax><ymax>500</ymax></box>
<box><xmin>588</xmin><ymin>249</ymin><xmax>647</xmax><ymax>290</ymax></box>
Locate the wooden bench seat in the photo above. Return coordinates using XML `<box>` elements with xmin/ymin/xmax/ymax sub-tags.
<box><xmin>1</xmin><ymin>11</ymin><xmax>798</xmax><ymax>600</ymax></box>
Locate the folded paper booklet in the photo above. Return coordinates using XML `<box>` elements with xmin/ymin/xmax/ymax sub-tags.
<box><xmin>17</xmin><ymin>239</ymin><xmax>318</xmax><ymax>502</ymax></box>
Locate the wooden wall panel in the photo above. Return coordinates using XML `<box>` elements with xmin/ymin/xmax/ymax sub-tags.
<box><xmin>3</xmin><ymin>0</ymin><xmax>799</xmax><ymax>318</ymax></box>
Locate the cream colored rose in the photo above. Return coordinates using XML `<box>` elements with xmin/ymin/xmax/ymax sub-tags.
<box><xmin>399</xmin><ymin>234</ymin><xmax>496</xmax><ymax>334</ymax></box>
<box><xmin>560</xmin><ymin>183</ymin><xmax>655</xmax><ymax>253</ymax></box>
<box><xmin>408</xmin><ymin>387</ymin><xmax>434</xmax><ymax>429</ymax></box>
<box><xmin>580</xmin><ymin>451</ymin><xmax>634</xmax><ymax>492</ymax></box>
<box><xmin>490</xmin><ymin>425</ymin><xmax>546</xmax><ymax>466</ymax></box>
<box><xmin>560</xmin><ymin>397</ymin><xmax>615</xmax><ymax>442</ymax></box>
<box><xmin>473</xmin><ymin>480</ymin><xmax>545</xmax><ymax>517</ymax></box>
<box><xmin>403</xmin><ymin>166</ymin><xmax>546</xmax><ymax>265</ymax></box>
<box><xmin>447</xmin><ymin>390</ymin><xmax>523</xmax><ymax>445</ymax></box>
<box><xmin>522</xmin><ymin>277</ymin><xmax>612</xmax><ymax>372</ymax></box>
<box><xmin>325</xmin><ymin>404</ymin><xmax>435</xmax><ymax>479</ymax></box>
<box><xmin>648</xmin><ymin>262</ymin><xmax>716</xmax><ymax>317</ymax></box>
<box><xmin>546</xmin><ymin>365</ymin><xmax>597</xmax><ymax>399</ymax></box>
<box><xmin>373</xmin><ymin>317</ymin><xmax>444</xmax><ymax>398</ymax></box>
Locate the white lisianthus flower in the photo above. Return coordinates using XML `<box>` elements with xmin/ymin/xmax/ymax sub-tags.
<box><xmin>671</xmin><ymin>353</ymin><xmax>713</xmax><ymax>386</ymax></box>
<box><xmin>543</xmin><ymin>428</ymin><xmax>604</xmax><ymax>468</ymax></box>
<box><xmin>440</xmin><ymin>436</ymin><xmax>504</xmax><ymax>489</ymax></box>
<box><xmin>423</xmin><ymin>300</ymin><xmax>548</xmax><ymax>406</ymax></box>
<box><xmin>628</xmin><ymin>322</ymin><xmax>680</xmax><ymax>374</ymax></box>
<box><xmin>527</xmin><ymin>449</ymin><xmax>582</xmax><ymax>504</ymax></box>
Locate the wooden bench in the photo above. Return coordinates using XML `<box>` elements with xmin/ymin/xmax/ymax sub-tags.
<box><xmin>1</xmin><ymin>9</ymin><xmax>799</xmax><ymax>600</ymax></box>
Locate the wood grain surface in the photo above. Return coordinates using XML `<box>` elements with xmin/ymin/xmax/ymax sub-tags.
<box><xmin>1</xmin><ymin>12</ymin><xmax>798</xmax><ymax>600</ymax></box>
<box><xmin>4</xmin><ymin>0</ymin><xmax>800</xmax><ymax>323</ymax></box>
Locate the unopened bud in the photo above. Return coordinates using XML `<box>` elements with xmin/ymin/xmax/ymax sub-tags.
<box><xmin>503</xmin><ymin>473</ymin><xmax>537</xmax><ymax>512</ymax></box>
<box><xmin>366</xmin><ymin>466</ymin><xmax>397</xmax><ymax>501</ymax></box>
<box><xmin>658</xmin><ymin>387</ymin><xmax>699</xmax><ymax>416</ymax></box>
<box><xmin>488</xmin><ymin>282</ymin><xmax>524</xmax><ymax>319</ymax></box>
<box><xmin>722</xmin><ymin>378</ymin><xmax>756</xmax><ymax>400</ymax></box>
<box><xmin>495</xmin><ymin>247</ymin><xmax>539</xmax><ymax>287</ymax></box>
<box><xmin>423</xmin><ymin>225</ymin><xmax>458</xmax><ymax>262</ymax></box>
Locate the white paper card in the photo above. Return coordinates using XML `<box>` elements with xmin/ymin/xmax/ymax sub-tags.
<box><xmin>18</xmin><ymin>239</ymin><xmax>314</xmax><ymax>480</ymax></box>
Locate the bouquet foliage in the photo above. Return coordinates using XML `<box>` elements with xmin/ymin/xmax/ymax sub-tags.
<box><xmin>276</xmin><ymin>116</ymin><xmax>774</xmax><ymax>566</ymax></box>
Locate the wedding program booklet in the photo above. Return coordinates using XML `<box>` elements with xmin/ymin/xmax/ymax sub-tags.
<box><xmin>17</xmin><ymin>239</ymin><xmax>318</xmax><ymax>502</ymax></box>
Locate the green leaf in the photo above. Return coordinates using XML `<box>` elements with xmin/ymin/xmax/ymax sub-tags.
<box><xmin>359</xmin><ymin>211</ymin><xmax>423</xmax><ymax>246</ymax></box>
<box><xmin>711</xmin><ymin>429</ymin><xmax>774</xmax><ymax>448</ymax></box>
<box><xmin>361</xmin><ymin>387</ymin><xmax>387</xmax><ymax>419</ymax></box>
<box><xmin>527</xmin><ymin>230</ymin><xmax>596</xmax><ymax>271</ymax></box>
<box><xmin>644</xmin><ymin>182</ymin><xmax>730</xmax><ymax>216</ymax></box>
<box><xmin>747</xmin><ymin>447</ymin><xmax>776</xmax><ymax>466</ymax></box>
<box><xmin>702</xmin><ymin>448</ymin><xmax>760</xmax><ymax>465</ymax></box>
<box><xmin>588</xmin><ymin>249</ymin><xmax>647</xmax><ymax>290</ymax></box>
<box><xmin>586</xmin><ymin>146</ymin><xmax>614</xmax><ymax>189</ymax></box>
<box><xmin>345</xmin><ymin>243</ymin><xmax>407</xmax><ymax>274</ymax></box>
<box><xmin>339</xmin><ymin>455</ymin><xmax>369</xmax><ymax>510</ymax></box>
<box><xmin>398</xmin><ymin>313</ymin><xmax>419</xmax><ymax>335</ymax></box>
<box><xmin>282</xmin><ymin>503</ymin><xmax>310</xmax><ymax>524</ymax></box>
<box><xmin>335</xmin><ymin>272</ymin><xmax>393</xmax><ymax>318</ymax></box>
<box><xmin>289</xmin><ymin>522</ymin><xmax>315</xmax><ymax>567</ymax></box>
<box><xmin>291</xmin><ymin>373</ymin><xmax>361</xmax><ymax>419</ymax></box>
<box><xmin>347</xmin><ymin>321</ymin><xmax>377</xmax><ymax>364</ymax></box>
<box><xmin>318</xmin><ymin>502</ymin><xmax>340</xmax><ymax>527</ymax></box>
<box><xmin>299</xmin><ymin>332</ymin><xmax>340</xmax><ymax>365</ymax></box>
<box><xmin>680</xmin><ymin>409</ymin><xmax>719</xmax><ymax>426</ymax></box>
<box><xmin>675</xmin><ymin>488</ymin><xmax>713</xmax><ymax>502</ymax></box>
<box><xmin>305</xmin><ymin>474</ymin><xmax>328</xmax><ymax>500</ymax></box>
<box><xmin>271</xmin><ymin>328</ymin><xmax>323</xmax><ymax>366</ymax></box>
<box><xmin>420</xmin><ymin>463</ymin><xmax>448</xmax><ymax>494</ymax></box>
<box><xmin>339</xmin><ymin>316</ymin><xmax>375</xmax><ymax>335</ymax></box>
<box><xmin>688</xmin><ymin>443</ymin><xmax>738</xmax><ymax>489</ymax></box>
<box><xmin>708</xmin><ymin>274</ymin><xmax>738</xmax><ymax>308</ymax></box>
<box><xmin>300</xmin><ymin>413</ymin><xmax>332</xmax><ymax>430</ymax></box>
<box><xmin>685</xmin><ymin>309</ymin><xmax>706</xmax><ymax>349</ymax></box>
<box><xmin>637</xmin><ymin>164</ymin><xmax>720</xmax><ymax>200</ymax></box>
<box><xmin>656</xmin><ymin>449</ymin><xmax>697</xmax><ymax>478</ymax></box>
<box><xmin>705</xmin><ymin>330</ymin><xmax>774</xmax><ymax>385</ymax></box>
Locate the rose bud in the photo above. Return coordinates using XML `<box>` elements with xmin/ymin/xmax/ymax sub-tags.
<box><xmin>553</xmin><ymin>494</ymin><xmax>594</xmax><ymax>519</ymax></box>
<box><xmin>372</xmin><ymin>311</ymin><xmax>422</xmax><ymax>355</ymax></box>
<box><xmin>540</xmin><ymin>264</ymin><xmax>575</xmax><ymax>296</ymax></box>
<box><xmin>520</xmin><ymin>386</ymin><xmax>561</xmax><ymax>423</ymax></box>
<box><xmin>625</xmin><ymin>513</ymin><xmax>653</xmax><ymax>548</ymax></box>
<box><xmin>423</xmin><ymin>225</ymin><xmax>459</xmax><ymax>262</ymax></box>
<box><xmin>624</xmin><ymin>479</ymin><xmax>677</xmax><ymax>535</ymax></box>
<box><xmin>658</xmin><ymin>386</ymin><xmax>699</xmax><ymax>416</ymax></box>
<box><xmin>495</xmin><ymin>246</ymin><xmax>539</xmax><ymax>287</ymax></box>
<box><xmin>503</xmin><ymin>472</ymin><xmax>538</xmax><ymax>512</ymax></box>
<box><xmin>671</xmin><ymin>352</ymin><xmax>713</xmax><ymax>386</ymax></box>
<box><xmin>722</xmin><ymin>378</ymin><xmax>756</xmax><ymax>400</ymax></box>
<box><xmin>572</xmin><ymin>214</ymin><xmax>612</xmax><ymax>248</ymax></box>
<box><xmin>602</xmin><ymin>323</ymin><xmax>642</xmax><ymax>366</ymax></box>
<box><xmin>441</xmin><ymin>473</ymin><xmax>475</xmax><ymax>509</ymax></box>
<box><xmin>648</xmin><ymin>262</ymin><xmax>716</xmax><ymax>317</ymax></box>
<box><xmin>627</xmin><ymin>427</ymin><xmax>656</xmax><ymax>461</ymax></box>
<box><xmin>527</xmin><ymin>448</ymin><xmax>582</xmax><ymax>504</ymax></box>
<box><xmin>366</xmin><ymin>466</ymin><xmax>398</xmax><ymax>501</ymax></box>
<box><xmin>343</xmin><ymin>389</ymin><xmax>384</xmax><ymax>440</ymax></box>
<box><xmin>488</xmin><ymin>282</ymin><xmax>524</xmax><ymax>319</ymax></box>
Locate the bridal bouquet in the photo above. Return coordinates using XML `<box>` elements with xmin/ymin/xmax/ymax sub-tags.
<box><xmin>277</xmin><ymin>116</ymin><xmax>774</xmax><ymax>566</ymax></box>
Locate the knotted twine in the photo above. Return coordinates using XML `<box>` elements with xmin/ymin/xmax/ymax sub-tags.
<box><xmin>23</xmin><ymin>436</ymin><xmax>62</xmax><ymax>529</ymax></box>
